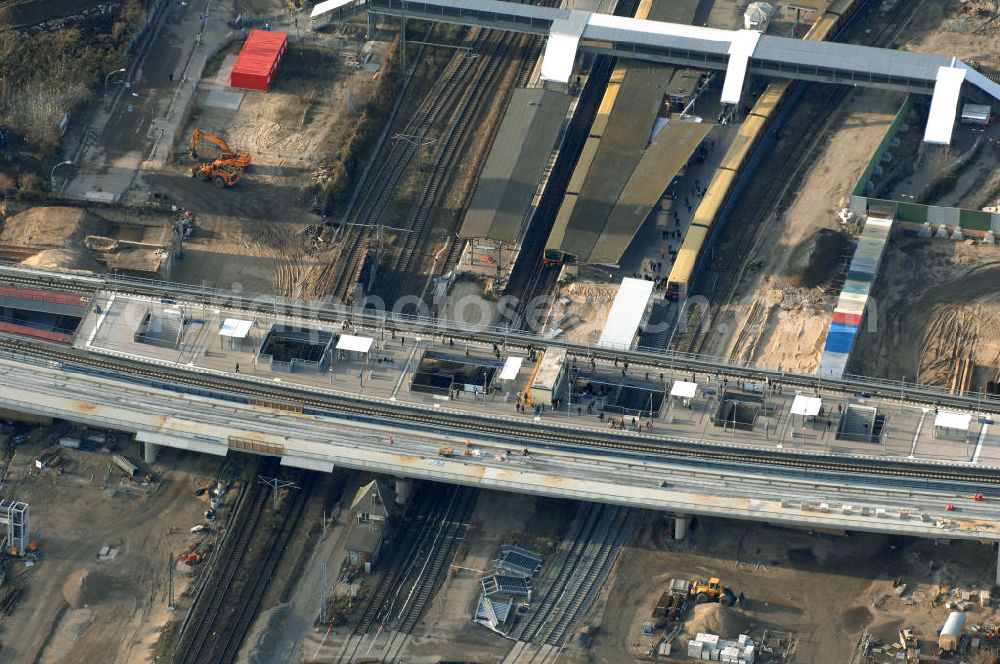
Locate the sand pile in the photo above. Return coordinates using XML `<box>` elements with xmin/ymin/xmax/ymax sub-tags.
<box><xmin>0</xmin><ymin>206</ymin><xmax>102</xmax><ymax>248</ymax></box>
<box><xmin>62</xmin><ymin>568</ymin><xmax>117</xmax><ymax>608</ymax></box>
<box><xmin>685</xmin><ymin>603</ymin><xmax>750</xmax><ymax>639</ymax></box>
<box><xmin>561</xmin><ymin>282</ymin><xmax>617</xmax><ymax>305</ymax></box>
<box><xmin>22</xmin><ymin>248</ymin><xmax>104</xmax><ymax>273</ymax></box>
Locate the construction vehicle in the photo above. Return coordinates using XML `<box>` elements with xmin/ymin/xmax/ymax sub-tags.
<box><xmin>187</xmin><ymin>128</ymin><xmax>250</xmax><ymax>187</ymax></box>
<box><xmin>690</xmin><ymin>577</ymin><xmax>736</xmax><ymax>606</ymax></box>
<box><xmin>189</xmin><ymin>160</ymin><xmax>240</xmax><ymax>188</ymax></box>
<box><xmin>438</xmin><ymin>446</ymin><xmax>454</xmax><ymax>457</ymax></box>
<box><xmin>652</xmin><ymin>579</ymin><xmax>691</xmax><ymax>627</ymax></box>
<box><xmin>542</xmin><ymin>248</ymin><xmax>566</xmax><ymax>266</ymax></box>
<box><xmin>189</xmin><ymin>128</ymin><xmax>251</xmax><ymax>168</ymax></box>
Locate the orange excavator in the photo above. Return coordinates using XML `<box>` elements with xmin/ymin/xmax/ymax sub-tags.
<box><xmin>187</xmin><ymin>129</ymin><xmax>252</xmax><ymax>188</ymax></box>
<box><xmin>189</xmin><ymin>128</ymin><xmax>251</xmax><ymax>167</ymax></box>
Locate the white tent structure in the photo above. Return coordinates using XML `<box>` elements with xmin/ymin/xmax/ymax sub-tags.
<box><xmin>743</xmin><ymin>2</ymin><xmax>774</xmax><ymax>32</ymax></box>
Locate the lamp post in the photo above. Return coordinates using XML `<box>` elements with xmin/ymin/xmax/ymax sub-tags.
<box><xmin>104</xmin><ymin>68</ymin><xmax>127</xmax><ymax>96</ymax></box>
<box><xmin>50</xmin><ymin>160</ymin><xmax>73</xmax><ymax>190</ymax></box>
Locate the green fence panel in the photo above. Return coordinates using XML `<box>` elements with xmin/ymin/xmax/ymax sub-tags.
<box><xmin>895</xmin><ymin>201</ymin><xmax>928</xmax><ymax>224</ymax></box>
<box><xmin>959</xmin><ymin>208</ymin><xmax>992</xmax><ymax>231</ymax></box>
<box><xmin>852</xmin><ymin>96</ymin><xmax>914</xmax><ymax>197</ymax></box>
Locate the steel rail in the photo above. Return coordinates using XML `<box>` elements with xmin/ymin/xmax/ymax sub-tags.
<box><xmin>0</xmin><ymin>324</ymin><xmax>998</xmax><ymax>486</ymax></box>
<box><xmin>0</xmin><ymin>261</ymin><xmax>997</xmax><ymax>415</ymax></box>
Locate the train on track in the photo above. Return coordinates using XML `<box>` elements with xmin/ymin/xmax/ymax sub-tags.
<box><xmin>665</xmin><ymin>0</ymin><xmax>867</xmax><ymax>301</ymax></box>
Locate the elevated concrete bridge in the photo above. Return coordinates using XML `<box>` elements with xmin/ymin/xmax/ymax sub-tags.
<box><xmin>0</xmin><ymin>265</ymin><xmax>999</xmax><ymax>577</ymax></box>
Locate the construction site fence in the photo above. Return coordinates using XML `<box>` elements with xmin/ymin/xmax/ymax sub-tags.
<box><xmin>850</xmin><ymin>195</ymin><xmax>1000</xmax><ymax>234</ymax></box>
<box><xmin>852</xmin><ymin>95</ymin><xmax>915</xmax><ymax>198</ymax></box>
<box><xmin>850</xmin><ymin>94</ymin><xmax>1000</xmax><ymax>233</ymax></box>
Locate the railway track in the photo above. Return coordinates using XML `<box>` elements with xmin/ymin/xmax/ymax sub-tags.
<box><xmin>172</xmin><ymin>462</ymin><xmax>311</xmax><ymax>664</ymax></box>
<box><xmin>379</xmin><ymin>29</ymin><xmax>525</xmax><ymax>301</ymax></box>
<box><xmin>329</xmin><ymin>27</ymin><xmax>488</xmax><ymax>302</ymax></box>
<box><xmin>378</xmin><ymin>485</ymin><xmax>477</xmax><ymax>661</ymax></box>
<box><xmin>505</xmin><ymin>503</ymin><xmax>634</xmax><ymax>663</ymax></box>
<box><xmin>0</xmin><ymin>326</ymin><xmax>998</xmax><ymax>487</ymax></box>
<box><xmin>173</xmin><ymin>463</ymin><xmax>272</xmax><ymax>664</ymax></box>
<box><xmin>335</xmin><ymin>483</ymin><xmax>477</xmax><ymax>663</ymax></box>
<box><xmin>728</xmin><ymin>297</ymin><xmax>766</xmax><ymax>364</ymax></box>
<box><xmin>377</xmin><ymin>0</ymin><xmax>561</xmax><ymax>303</ymax></box>
<box><xmin>679</xmin><ymin>0</ymin><xmax>925</xmax><ymax>357</ymax></box>
<box><xmin>217</xmin><ymin>472</ymin><xmax>313</xmax><ymax>663</ymax></box>
<box><xmin>334</xmin><ymin>5</ymin><xmax>556</xmax><ymax>305</ymax></box>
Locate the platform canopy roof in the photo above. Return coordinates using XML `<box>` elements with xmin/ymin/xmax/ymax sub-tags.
<box><xmin>219</xmin><ymin>318</ymin><xmax>253</xmax><ymax>339</ymax></box>
<box><xmin>934</xmin><ymin>410</ymin><xmax>971</xmax><ymax>432</ymax></box>
<box><xmin>310</xmin><ymin>0</ymin><xmax>355</xmax><ymax>16</ymax></box>
<box><xmin>790</xmin><ymin>394</ymin><xmax>822</xmax><ymax>417</ymax></box>
<box><xmin>337</xmin><ymin>334</ymin><xmax>373</xmax><ymax>353</ymax></box>
<box><xmin>597</xmin><ymin>278</ymin><xmax>654</xmax><ymax>349</ymax></box>
<box><xmin>670</xmin><ymin>380</ymin><xmax>698</xmax><ymax>399</ymax></box>
<box><xmin>499</xmin><ymin>356</ymin><xmax>523</xmax><ymax>381</ymax></box>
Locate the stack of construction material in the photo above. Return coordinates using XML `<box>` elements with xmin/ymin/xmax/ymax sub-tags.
<box><xmin>818</xmin><ymin>209</ymin><xmax>895</xmax><ymax>379</ymax></box>
<box><xmin>687</xmin><ymin>633</ymin><xmax>755</xmax><ymax>663</ymax></box>
<box><xmin>230</xmin><ymin>29</ymin><xmax>288</xmax><ymax>91</ymax></box>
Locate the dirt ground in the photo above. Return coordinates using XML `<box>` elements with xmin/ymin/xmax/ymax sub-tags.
<box><xmin>0</xmin><ymin>423</ymin><xmax>226</xmax><ymax>664</ymax></box>
<box><xmin>0</xmin><ymin>203</ymin><xmax>174</xmax><ymax>274</ymax></box>
<box><xmin>581</xmin><ymin>514</ymin><xmax>999</xmax><ymax>664</ymax></box>
<box><xmin>545</xmin><ymin>281</ymin><xmax>621</xmax><ymax>345</ymax></box>
<box><xmin>701</xmin><ymin>0</ymin><xmax>1000</xmax><ymax>374</ymax></box>
<box><xmin>133</xmin><ymin>9</ymin><xmax>395</xmax><ymax>298</ymax></box>
<box><xmin>702</xmin><ymin>89</ymin><xmax>902</xmax><ymax>372</ymax></box>
<box><xmin>848</xmin><ymin>235</ymin><xmax>1000</xmax><ymax>388</ymax></box>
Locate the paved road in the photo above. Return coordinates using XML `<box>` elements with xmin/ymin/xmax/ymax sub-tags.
<box><xmin>64</xmin><ymin>0</ymin><xmax>235</xmax><ymax>201</ymax></box>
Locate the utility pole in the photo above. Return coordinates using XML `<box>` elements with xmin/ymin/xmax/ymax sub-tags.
<box><xmin>320</xmin><ymin>559</ymin><xmax>329</xmax><ymax>624</ymax></box>
<box><xmin>167</xmin><ymin>550</ymin><xmax>175</xmax><ymax>610</ymax></box>
<box><xmin>258</xmin><ymin>475</ymin><xmax>299</xmax><ymax>512</ymax></box>
<box><xmin>341</xmin><ymin>222</ymin><xmax>413</xmax><ymax>295</ymax></box>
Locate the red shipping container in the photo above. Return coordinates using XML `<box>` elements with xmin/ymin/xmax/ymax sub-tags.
<box><xmin>230</xmin><ymin>29</ymin><xmax>288</xmax><ymax>91</ymax></box>
<box><xmin>832</xmin><ymin>311</ymin><xmax>863</xmax><ymax>326</ymax></box>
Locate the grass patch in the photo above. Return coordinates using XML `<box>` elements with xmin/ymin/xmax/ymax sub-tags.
<box><xmin>318</xmin><ymin>36</ymin><xmax>402</xmax><ymax>215</ymax></box>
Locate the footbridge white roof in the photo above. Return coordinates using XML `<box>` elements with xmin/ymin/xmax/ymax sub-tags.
<box><xmin>924</xmin><ymin>65</ymin><xmax>967</xmax><ymax>145</ymax></box>
<box><xmin>541</xmin><ymin>10</ymin><xmax>588</xmax><ymax>84</ymax></box>
<box><xmin>721</xmin><ymin>30</ymin><xmax>761</xmax><ymax>105</ymax></box>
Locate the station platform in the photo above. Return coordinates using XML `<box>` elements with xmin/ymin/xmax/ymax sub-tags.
<box><xmin>75</xmin><ymin>291</ymin><xmax>1000</xmax><ymax>469</ymax></box>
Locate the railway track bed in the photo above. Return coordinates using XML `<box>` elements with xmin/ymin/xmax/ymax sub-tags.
<box><xmin>172</xmin><ymin>462</ymin><xmax>312</xmax><ymax>664</ymax></box>
<box><xmin>334</xmin><ymin>482</ymin><xmax>478</xmax><ymax>663</ymax></box>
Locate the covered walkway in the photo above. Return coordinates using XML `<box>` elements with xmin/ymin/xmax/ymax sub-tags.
<box><xmin>314</xmin><ymin>0</ymin><xmax>1000</xmax><ymax>144</ymax></box>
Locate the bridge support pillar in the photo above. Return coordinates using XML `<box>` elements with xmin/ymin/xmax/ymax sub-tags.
<box><xmin>674</xmin><ymin>515</ymin><xmax>690</xmax><ymax>541</ymax></box>
<box><xmin>395</xmin><ymin>478</ymin><xmax>412</xmax><ymax>506</ymax></box>
<box><xmin>143</xmin><ymin>441</ymin><xmax>159</xmax><ymax>464</ymax></box>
